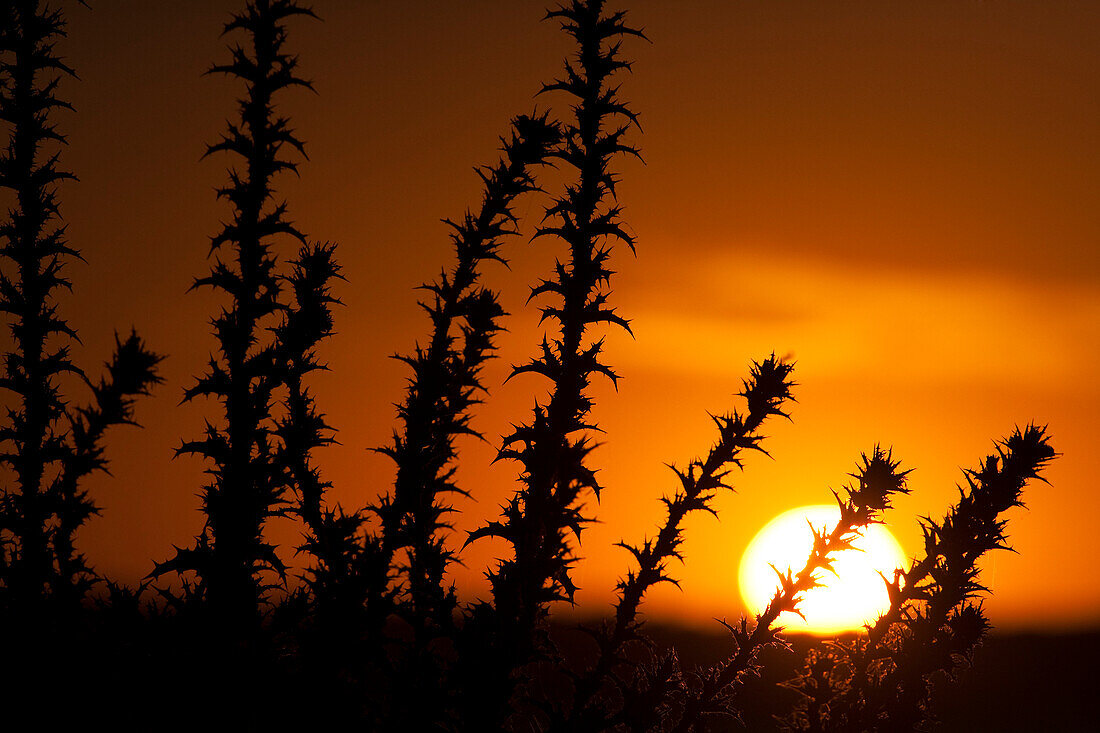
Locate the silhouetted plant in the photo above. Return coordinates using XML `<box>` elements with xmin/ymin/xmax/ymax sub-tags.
<box><xmin>360</xmin><ymin>111</ymin><xmax>562</xmax><ymax>729</ymax></box>
<box><xmin>274</xmin><ymin>238</ymin><xmax>367</xmax><ymax>641</ymax></box>
<box><xmin>270</xmin><ymin>235</ymin><xmax>384</xmax><ymax>721</ymax></box>
<box><xmin>150</xmin><ymin>0</ymin><xmax>320</xmax><ymax>634</ymax></box>
<box><xmin>781</xmin><ymin>425</ymin><xmax>1056</xmax><ymax>732</ymax></box>
<box><xmin>0</xmin><ymin>0</ymin><xmax>161</xmax><ymax>615</ymax></box>
<box><xmin>563</xmin><ymin>355</ymin><xmax>796</xmax><ymax>730</ymax></box>
<box><xmin>667</xmin><ymin>447</ymin><xmax>912</xmax><ymax>732</ymax></box>
<box><xmin>378</xmin><ymin>111</ymin><xmax>561</xmax><ymax>634</ymax></box>
<box><xmin>460</xmin><ymin>4</ymin><xmax>645</xmax><ymax>724</ymax></box>
<box><xmin>277</xmin><ymin>240</ymin><xmax>341</xmax><ymax>545</ymax></box>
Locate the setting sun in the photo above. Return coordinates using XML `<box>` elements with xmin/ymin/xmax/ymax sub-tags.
<box><xmin>739</xmin><ymin>504</ymin><xmax>908</xmax><ymax>634</ymax></box>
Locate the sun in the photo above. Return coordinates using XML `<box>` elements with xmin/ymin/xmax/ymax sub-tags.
<box><xmin>738</xmin><ymin>504</ymin><xmax>908</xmax><ymax>634</ymax></box>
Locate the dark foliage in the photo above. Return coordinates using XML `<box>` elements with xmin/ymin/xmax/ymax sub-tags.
<box><xmin>367</xmin><ymin>111</ymin><xmax>562</xmax><ymax>729</ymax></box>
<box><xmin>378</xmin><ymin>111</ymin><xmax>562</xmax><ymax>635</ymax></box>
<box><xmin>149</xmin><ymin>0</ymin><xmax>323</xmax><ymax>634</ymax></box>
<box><xmin>0</xmin><ymin>0</ymin><xmax>161</xmax><ymax>614</ymax></box>
<box><xmin>529</xmin><ymin>355</ymin><xmax>794</xmax><ymax>732</ymax></box>
<box><xmin>562</xmin><ymin>355</ymin><xmax>795</xmax><ymax>731</ymax></box>
<box><xmin>668</xmin><ymin>448</ymin><xmax>911</xmax><ymax>732</ymax></box>
<box><xmin>459</xmin><ymin>4</ymin><xmax>646</xmax><ymax>725</ymax></box>
<box><xmin>781</xmin><ymin>425</ymin><xmax>1057</xmax><ymax>732</ymax></box>
<box><xmin>0</xmin><ymin>3</ymin><xmax>161</xmax><ymax>725</ymax></box>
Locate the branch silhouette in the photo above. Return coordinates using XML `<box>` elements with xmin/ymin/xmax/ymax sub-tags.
<box><xmin>149</xmin><ymin>0</ymin><xmax>319</xmax><ymax>635</ymax></box>
<box><xmin>782</xmin><ymin>425</ymin><xmax>1057</xmax><ymax>732</ymax></box>
<box><xmin>0</xmin><ymin>0</ymin><xmax>161</xmax><ymax>614</ymax></box>
<box><xmin>564</xmin><ymin>355</ymin><xmax>795</xmax><ymax>730</ymax></box>
<box><xmin>377</xmin><ymin>112</ymin><xmax>562</xmax><ymax>635</ymax></box>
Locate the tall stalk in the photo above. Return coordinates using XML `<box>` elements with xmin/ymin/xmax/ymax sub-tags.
<box><xmin>151</xmin><ymin>0</ymin><xmax>317</xmax><ymax>633</ymax></box>
<box><xmin>378</xmin><ymin>112</ymin><xmax>560</xmax><ymax>631</ymax></box>
<box><xmin>0</xmin><ymin>0</ymin><xmax>160</xmax><ymax>613</ymax></box>
<box><xmin>468</xmin><ymin>0</ymin><xmax>644</xmax><ymax>675</ymax></box>
<box><xmin>566</xmin><ymin>356</ymin><xmax>794</xmax><ymax>730</ymax></box>
<box><xmin>783</xmin><ymin>425</ymin><xmax>1056</xmax><ymax>732</ymax></box>
<box><xmin>671</xmin><ymin>448</ymin><xmax>911</xmax><ymax>732</ymax></box>
<box><xmin>359</xmin><ymin>112</ymin><xmax>559</xmax><ymax>732</ymax></box>
<box><xmin>276</xmin><ymin>240</ymin><xmax>365</xmax><ymax>643</ymax></box>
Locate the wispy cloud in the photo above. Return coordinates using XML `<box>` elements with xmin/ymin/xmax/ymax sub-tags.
<box><xmin>623</xmin><ymin>251</ymin><xmax>1100</xmax><ymax>388</ymax></box>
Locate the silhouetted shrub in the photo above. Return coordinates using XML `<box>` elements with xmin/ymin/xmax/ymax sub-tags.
<box><xmin>0</xmin><ymin>0</ymin><xmax>161</xmax><ymax>619</ymax></box>
<box><xmin>0</xmin><ymin>2</ymin><xmax>161</xmax><ymax>724</ymax></box>
<box><xmin>781</xmin><ymin>426</ymin><xmax>1056</xmax><ymax>732</ymax></box>
<box><xmin>149</xmin><ymin>0</ymin><xmax>324</xmax><ymax>637</ymax></box>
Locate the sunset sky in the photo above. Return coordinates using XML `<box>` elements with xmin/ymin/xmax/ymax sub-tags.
<box><xmin>44</xmin><ymin>0</ymin><xmax>1099</xmax><ymax>632</ymax></box>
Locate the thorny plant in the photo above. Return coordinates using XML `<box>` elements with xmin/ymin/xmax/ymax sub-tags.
<box><xmin>0</xmin><ymin>0</ymin><xmax>161</xmax><ymax>616</ymax></box>
<box><xmin>0</xmin><ymin>1</ymin><xmax>161</xmax><ymax>720</ymax></box>
<box><xmin>370</xmin><ymin>111</ymin><xmax>563</xmax><ymax>729</ymax></box>
<box><xmin>781</xmin><ymin>425</ymin><xmax>1056</xmax><ymax>733</ymax></box>
<box><xmin>377</xmin><ymin>112</ymin><xmax>562</xmax><ymax>640</ymax></box>
<box><xmin>0</xmin><ymin>1</ymin><xmax>1059</xmax><ymax>731</ymax></box>
<box><xmin>667</xmin><ymin>448</ymin><xmax>912</xmax><ymax>732</ymax></box>
<box><xmin>148</xmin><ymin>0</ymin><xmax>328</xmax><ymax>636</ymax></box>
<box><xmin>563</xmin><ymin>355</ymin><xmax>796</xmax><ymax>732</ymax></box>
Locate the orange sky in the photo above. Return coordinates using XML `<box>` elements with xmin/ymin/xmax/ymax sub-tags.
<box><xmin>30</xmin><ymin>1</ymin><xmax>1100</xmax><ymax>632</ymax></box>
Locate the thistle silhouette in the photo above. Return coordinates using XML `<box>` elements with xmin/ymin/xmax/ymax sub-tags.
<box><xmin>669</xmin><ymin>447</ymin><xmax>912</xmax><ymax>732</ymax></box>
<box><xmin>0</xmin><ymin>0</ymin><xmax>161</xmax><ymax>615</ymax></box>
<box><xmin>363</xmin><ymin>110</ymin><xmax>562</xmax><ymax>729</ymax></box>
<box><xmin>378</xmin><ymin>111</ymin><xmax>562</xmax><ymax>636</ymax></box>
<box><xmin>566</xmin><ymin>356</ymin><xmax>796</xmax><ymax>731</ymax></box>
<box><xmin>149</xmin><ymin>0</ymin><xmax>323</xmax><ymax>635</ymax></box>
<box><xmin>455</xmin><ymin>2</ymin><xmax>646</xmax><ymax>726</ymax></box>
<box><xmin>782</xmin><ymin>425</ymin><xmax>1057</xmax><ymax>732</ymax></box>
<box><xmin>0</xmin><ymin>4</ymin><xmax>161</xmax><ymax>724</ymax></box>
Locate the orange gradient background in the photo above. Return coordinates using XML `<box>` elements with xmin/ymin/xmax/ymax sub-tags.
<box><xmin>35</xmin><ymin>1</ymin><xmax>1100</xmax><ymax>632</ymax></box>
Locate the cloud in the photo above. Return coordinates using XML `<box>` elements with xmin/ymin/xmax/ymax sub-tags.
<box><xmin>622</xmin><ymin>251</ymin><xmax>1100</xmax><ymax>389</ymax></box>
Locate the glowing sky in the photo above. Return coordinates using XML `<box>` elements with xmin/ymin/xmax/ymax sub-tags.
<box><xmin>37</xmin><ymin>1</ymin><xmax>1100</xmax><ymax>631</ymax></box>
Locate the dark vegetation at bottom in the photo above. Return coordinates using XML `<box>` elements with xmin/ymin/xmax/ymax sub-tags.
<box><xmin>925</xmin><ymin>631</ymin><xmax>1099</xmax><ymax>732</ymax></box>
<box><xmin>612</xmin><ymin>626</ymin><xmax>1098</xmax><ymax>733</ymax></box>
<box><xmin>7</xmin><ymin>620</ymin><xmax>1094</xmax><ymax>730</ymax></box>
<box><xmin>0</xmin><ymin>1</ymin><xmax>1063</xmax><ymax>731</ymax></box>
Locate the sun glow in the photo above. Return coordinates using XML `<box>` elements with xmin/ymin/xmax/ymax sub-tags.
<box><xmin>738</xmin><ymin>504</ymin><xmax>908</xmax><ymax>634</ymax></box>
